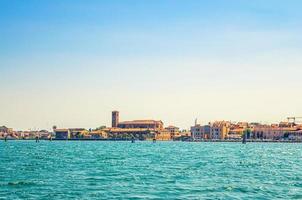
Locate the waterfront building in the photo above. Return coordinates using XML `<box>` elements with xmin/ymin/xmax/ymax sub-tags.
<box><xmin>112</xmin><ymin>111</ymin><xmax>163</xmax><ymax>130</ymax></box>
<box><xmin>90</xmin><ymin>130</ymin><xmax>108</xmax><ymax>139</ymax></box>
<box><xmin>190</xmin><ymin>124</ymin><xmax>201</xmax><ymax>140</ymax></box>
<box><xmin>210</xmin><ymin>121</ymin><xmax>230</xmax><ymax>140</ymax></box>
<box><xmin>54</xmin><ymin>128</ymin><xmax>88</xmax><ymax>139</ymax></box>
<box><xmin>155</xmin><ymin>129</ymin><xmax>171</xmax><ymax>141</ymax></box>
<box><xmin>165</xmin><ymin>125</ymin><xmax>179</xmax><ymax>134</ymax></box>
<box><xmin>190</xmin><ymin>124</ymin><xmax>211</xmax><ymax>140</ymax></box>
<box><xmin>20</xmin><ymin>130</ymin><xmax>50</xmax><ymax>139</ymax></box>
<box><xmin>117</xmin><ymin>120</ymin><xmax>163</xmax><ymax>129</ymax></box>
<box><xmin>252</xmin><ymin>125</ymin><xmax>296</xmax><ymax>140</ymax></box>
<box><xmin>228</xmin><ymin>122</ymin><xmax>249</xmax><ymax>139</ymax></box>
<box><xmin>54</xmin><ymin>129</ymin><xmax>70</xmax><ymax>139</ymax></box>
<box><xmin>250</xmin><ymin>120</ymin><xmax>302</xmax><ymax>140</ymax></box>
<box><xmin>286</xmin><ymin>130</ymin><xmax>302</xmax><ymax>140</ymax></box>
<box><xmin>165</xmin><ymin>125</ymin><xmax>180</xmax><ymax>139</ymax></box>
<box><xmin>191</xmin><ymin>121</ymin><xmax>231</xmax><ymax>140</ymax></box>
<box><xmin>107</xmin><ymin>111</ymin><xmax>166</xmax><ymax>140</ymax></box>
<box><xmin>69</xmin><ymin>128</ymin><xmax>87</xmax><ymax>139</ymax></box>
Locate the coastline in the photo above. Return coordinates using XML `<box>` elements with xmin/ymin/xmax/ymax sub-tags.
<box><xmin>1</xmin><ymin>138</ymin><xmax>302</xmax><ymax>143</ymax></box>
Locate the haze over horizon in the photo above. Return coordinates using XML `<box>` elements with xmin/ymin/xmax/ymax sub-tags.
<box><xmin>1</xmin><ymin>0</ymin><xmax>302</xmax><ymax>130</ymax></box>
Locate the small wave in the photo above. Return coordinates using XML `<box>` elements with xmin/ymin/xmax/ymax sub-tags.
<box><xmin>7</xmin><ymin>181</ymin><xmax>36</xmax><ymax>187</ymax></box>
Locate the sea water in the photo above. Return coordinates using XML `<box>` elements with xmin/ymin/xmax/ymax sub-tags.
<box><xmin>1</xmin><ymin>141</ymin><xmax>302</xmax><ymax>199</ymax></box>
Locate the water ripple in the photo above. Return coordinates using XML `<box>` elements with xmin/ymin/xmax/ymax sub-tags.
<box><xmin>1</xmin><ymin>141</ymin><xmax>302</xmax><ymax>199</ymax></box>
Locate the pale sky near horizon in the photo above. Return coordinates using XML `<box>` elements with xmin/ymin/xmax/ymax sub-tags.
<box><xmin>1</xmin><ymin>0</ymin><xmax>302</xmax><ymax>130</ymax></box>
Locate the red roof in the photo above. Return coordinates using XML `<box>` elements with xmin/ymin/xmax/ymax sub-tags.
<box><xmin>118</xmin><ymin>120</ymin><xmax>163</xmax><ymax>125</ymax></box>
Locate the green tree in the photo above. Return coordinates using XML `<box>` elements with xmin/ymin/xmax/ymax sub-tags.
<box><xmin>243</xmin><ymin>128</ymin><xmax>252</xmax><ymax>139</ymax></box>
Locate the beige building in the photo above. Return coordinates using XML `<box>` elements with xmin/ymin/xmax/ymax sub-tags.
<box><xmin>165</xmin><ymin>125</ymin><xmax>180</xmax><ymax>139</ymax></box>
<box><xmin>252</xmin><ymin>125</ymin><xmax>296</xmax><ymax>140</ymax></box>
<box><xmin>210</xmin><ymin>121</ymin><xmax>230</xmax><ymax>139</ymax></box>
<box><xmin>155</xmin><ymin>129</ymin><xmax>171</xmax><ymax>141</ymax></box>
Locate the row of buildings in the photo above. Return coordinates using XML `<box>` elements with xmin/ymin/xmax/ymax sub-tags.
<box><xmin>190</xmin><ymin>119</ymin><xmax>302</xmax><ymax>141</ymax></box>
<box><xmin>2</xmin><ymin>112</ymin><xmax>302</xmax><ymax>141</ymax></box>
<box><xmin>0</xmin><ymin>126</ymin><xmax>52</xmax><ymax>140</ymax></box>
<box><xmin>53</xmin><ymin>111</ymin><xmax>190</xmax><ymax>141</ymax></box>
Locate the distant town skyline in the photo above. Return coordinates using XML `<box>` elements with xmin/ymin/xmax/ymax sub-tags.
<box><xmin>1</xmin><ymin>1</ymin><xmax>302</xmax><ymax>130</ymax></box>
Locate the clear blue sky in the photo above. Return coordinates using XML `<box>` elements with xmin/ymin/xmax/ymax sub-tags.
<box><xmin>1</xmin><ymin>0</ymin><xmax>302</xmax><ymax>130</ymax></box>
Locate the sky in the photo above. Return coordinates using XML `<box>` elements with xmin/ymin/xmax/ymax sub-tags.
<box><xmin>1</xmin><ymin>0</ymin><xmax>302</xmax><ymax>130</ymax></box>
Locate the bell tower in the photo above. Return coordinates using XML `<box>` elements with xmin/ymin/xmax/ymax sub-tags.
<box><xmin>112</xmin><ymin>111</ymin><xmax>119</xmax><ymax>128</ymax></box>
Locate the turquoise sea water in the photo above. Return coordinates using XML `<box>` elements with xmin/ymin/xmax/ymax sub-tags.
<box><xmin>1</xmin><ymin>141</ymin><xmax>302</xmax><ymax>200</ymax></box>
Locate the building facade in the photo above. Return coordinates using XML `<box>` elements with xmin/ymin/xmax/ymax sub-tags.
<box><xmin>109</xmin><ymin>111</ymin><xmax>165</xmax><ymax>140</ymax></box>
<box><xmin>117</xmin><ymin>120</ymin><xmax>163</xmax><ymax>129</ymax></box>
<box><xmin>54</xmin><ymin>129</ymin><xmax>70</xmax><ymax>139</ymax></box>
<box><xmin>54</xmin><ymin>128</ymin><xmax>88</xmax><ymax>139</ymax></box>
<box><xmin>252</xmin><ymin>125</ymin><xmax>295</xmax><ymax>140</ymax></box>
<box><xmin>190</xmin><ymin>124</ymin><xmax>211</xmax><ymax>140</ymax></box>
<box><xmin>210</xmin><ymin>121</ymin><xmax>230</xmax><ymax>140</ymax></box>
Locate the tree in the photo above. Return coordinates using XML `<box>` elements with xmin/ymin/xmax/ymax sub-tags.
<box><xmin>243</xmin><ymin>128</ymin><xmax>252</xmax><ymax>139</ymax></box>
